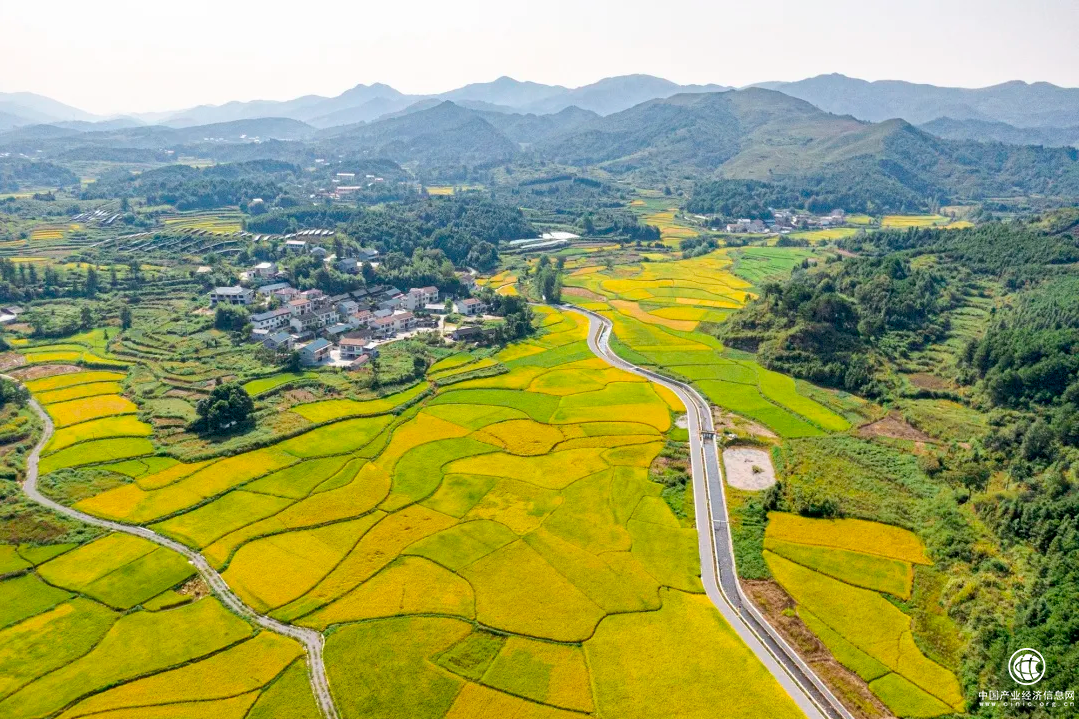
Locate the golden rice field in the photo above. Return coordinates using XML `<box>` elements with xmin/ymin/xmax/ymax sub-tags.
<box><xmin>161</xmin><ymin>212</ymin><xmax>244</xmax><ymax>235</ymax></box>
<box><xmin>10</xmin><ymin>308</ymin><xmax>807</xmax><ymax>719</ymax></box>
<box><xmin>564</xmin><ymin>249</ymin><xmax>850</xmax><ymax>438</ymax></box>
<box><xmin>881</xmin><ymin>215</ymin><xmax>951</xmax><ymax>229</ymax></box>
<box><xmin>426</xmin><ymin>186</ymin><xmax>455</xmax><ymax>195</ymax></box>
<box><xmin>643</xmin><ymin>209</ymin><xmax>700</xmax><ymax>244</ymax></box>
<box><xmin>29</xmin><ymin>227</ymin><xmax>65</xmax><ymax>241</ymax></box>
<box><xmin>764</xmin><ymin>513</ymin><xmax>963</xmax><ymax>716</ymax></box>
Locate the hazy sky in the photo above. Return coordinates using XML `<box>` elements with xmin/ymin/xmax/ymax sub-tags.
<box><xmin>3</xmin><ymin>0</ymin><xmax>1078</xmax><ymax>115</ymax></box>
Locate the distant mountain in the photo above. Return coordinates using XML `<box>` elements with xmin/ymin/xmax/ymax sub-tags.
<box><xmin>53</xmin><ymin>117</ymin><xmax>146</xmax><ymax>132</ymax></box>
<box><xmin>477</xmin><ymin>106</ymin><xmax>601</xmax><ymax>145</ymax></box>
<box><xmin>764</xmin><ymin>73</ymin><xmax>1079</xmax><ymax>128</ymax></box>
<box><xmin>139</xmin><ymin>75</ymin><xmax>733</xmax><ymax>129</ymax></box>
<box><xmin>538</xmin><ymin>88</ymin><xmax>1079</xmax><ymax>202</ymax></box>
<box><xmin>520</xmin><ymin>75</ymin><xmax>730</xmax><ymax>116</ymax></box>
<box><xmin>0</xmin><ymin>92</ymin><xmax>99</xmax><ymax>125</ymax></box>
<box><xmin>440</xmin><ymin>76</ymin><xmax>568</xmax><ymax>109</ymax></box>
<box><xmin>920</xmin><ymin>117</ymin><xmax>1079</xmax><ymax>148</ymax></box>
<box><xmin>317</xmin><ymin>101</ymin><xmax>518</xmax><ymax>165</ymax></box>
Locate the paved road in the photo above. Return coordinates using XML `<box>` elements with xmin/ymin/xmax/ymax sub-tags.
<box><xmin>566</xmin><ymin>308</ymin><xmax>854</xmax><ymax>719</ymax></box>
<box><xmin>11</xmin><ymin>380</ymin><xmax>341</xmax><ymax>719</ymax></box>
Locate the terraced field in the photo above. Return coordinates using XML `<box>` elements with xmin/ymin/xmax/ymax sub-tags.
<box><xmin>764</xmin><ymin>513</ymin><xmax>964</xmax><ymax>717</ymax></box>
<box><xmin>0</xmin><ymin>534</ymin><xmax>319</xmax><ymax>719</ymax></box>
<box><xmin>12</xmin><ymin>308</ymin><xmax>806</xmax><ymax>719</ymax></box>
<box><xmin>25</xmin><ymin>369</ymin><xmax>157</xmax><ymax>475</ymax></box>
<box><xmin>564</xmin><ymin>250</ymin><xmax>850</xmax><ymax>438</ymax></box>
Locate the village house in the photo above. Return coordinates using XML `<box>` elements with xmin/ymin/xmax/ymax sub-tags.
<box><xmin>377</xmin><ymin>290</ymin><xmax>405</xmax><ymax>311</ymax></box>
<box><xmin>455</xmin><ymin>298</ymin><xmax>486</xmax><ymax>316</ymax></box>
<box><xmin>250</xmin><ymin>261</ymin><xmax>277</xmax><ymax>279</ymax></box>
<box><xmin>337</xmin><ymin>299</ymin><xmax>360</xmax><ymax>316</ymax></box>
<box><xmin>257</xmin><ymin>282</ymin><xmax>291</xmax><ymax>296</ymax></box>
<box><xmin>348</xmin><ymin>309</ymin><xmax>374</xmax><ymax>329</ymax></box>
<box><xmin>250</xmin><ymin>307</ymin><xmax>291</xmax><ymax>331</ymax></box>
<box><xmin>210</xmin><ymin>286</ymin><xmax>254</xmax><ymax>306</ymax></box>
<box><xmin>262</xmin><ymin>331</ymin><xmax>293</xmax><ymax>353</ymax></box>
<box><xmin>288</xmin><ymin>297</ymin><xmax>313</xmax><ymax>316</ymax></box>
<box><xmin>310</xmin><ymin>246</ymin><xmax>328</xmax><ymax>260</ymax></box>
<box><xmin>322</xmin><ymin>323</ymin><xmax>352</xmax><ymax>342</ymax></box>
<box><xmin>403</xmin><ymin>286</ymin><xmax>439</xmax><ymax>311</ymax></box>
<box><xmin>285</xmin><ymin>239</ymin><xmax>308</xmax><ymax>253</ymax></box>
<box><xmin>299</xmin><ymin>338</ymin><xmax>331</xmax><ymax>365</ymax></box>
<box><xmin>339</xmin><ymin>336</ymin><xmax>368</xmax><ymax>361</ymax></box>
<box><xmin>456</xmin><ymin>271</ymin><xmax>477</xmax><ymax>290</ymax></box>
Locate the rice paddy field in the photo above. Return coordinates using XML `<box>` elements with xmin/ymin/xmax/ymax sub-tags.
<box><xmin>763</xmin><ymin>513</ymin><xmax>964</xmax><ymax>717</ymax></box>
<box><xmin>160</xmin><ymin>211</ymin><xmax>244</xmax><ymax>235</ymax></box>
<box><xmin>11</xmin><ymin>307</ymin><xmax>805</xmax><ymax>719</ymax></box>
<box><xmin>0</xmin><ymin>528</ymin><xmax>319</xmax><ymax>719</ymax></box>
<box><xmin>564</xmin><ymin>249</ymin><xmax>850</xmax><ymax>438</ymax></box>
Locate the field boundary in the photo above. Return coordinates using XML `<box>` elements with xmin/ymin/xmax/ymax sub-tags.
<box><xmin>6</xmin><ymin>374</ymin><xmax>342</xmax><ymax>719</ymax></box>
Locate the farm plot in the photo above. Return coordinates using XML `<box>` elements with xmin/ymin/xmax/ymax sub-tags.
<box><xmin>0</xmin><ymin>533</ymin><xmax>318</xmax><ymax>719</ymax></box>
<box><xmin>66</xmin><ymin>307</ymin><xmax>799</xmax><ymax>719</ymax></box>
<box><xmin>13</xmin><ymin>307</ymin><xmax>812</xmax><ymax>719</ymax></box>
<box><xmin>763</xmin><ymin>512</ymin><xmax>962</xmax><ymax>716</ymax></box>
<box><xmin>563</xmin><ymin>248</ymin><xmax>850</xmax><ymax>438</ymax></box>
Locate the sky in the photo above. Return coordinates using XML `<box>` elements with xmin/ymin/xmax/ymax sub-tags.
<box><xmin>3</xmin><ymin>0</ymin><xmax>1078</xmax><ymax>116</ymax></box>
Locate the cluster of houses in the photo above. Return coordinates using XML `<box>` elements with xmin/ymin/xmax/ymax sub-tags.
<box><xmin>210</xmin><ymin>280</ymin><xmax>489</xmax><ymax>368</ymax></box>
<box><xmin>718</xmin><ymin>209</ymin><xmax>848</xmax><ymax>234</ymax></box>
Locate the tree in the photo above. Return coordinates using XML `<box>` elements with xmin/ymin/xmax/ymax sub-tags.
<box><xmin>413</xmin><ymin>355</ymin><xmax>427</xmax><ymax>379</ymax></box>
<box><xmin>119</xmin><ymin>306</ymin><xmax>132</xmax><ymax>330</ymax></box>
<box><xmin>214</xmin><ymin>305</ymin><xmax>249</xmax><ymax>333</ymax></box>
<box><xmin>191</xmin><ymin>383</ymin><xmax>254</xmax><ymax>434</ymax></box>
<box><xmin>79</xmin><ymin>306</ymin><xmax>93</xmax><ymax>330</ymax></box>
<box><xmin>285</xmin><ymin>350</ymin><xmax>302</xmax><ymax>373</ymax></box>
<box><xmin>85</xmin><ymin>267</ymin><xmax>99</xmax><ymax>297</ymax></box>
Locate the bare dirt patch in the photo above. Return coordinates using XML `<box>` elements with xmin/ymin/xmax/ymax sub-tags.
<box><xmin>0</xmin><ymin>353</ymin><xmax>26</xmax><ymax>372</ymax></box>
<box><xmin>563</xmin><ymin>286</ymin><xmax>606</xmax><ymax>302</ymax></box>
<box><xmin>713</xmin><ymin>407</ymin><xmax>777</xmax><ymax>439</ymax></box>
<box><xmin>742</xmin><ymin>579</ymin><xmax>892</xmax><ymax>719</ymax></box>
<box><xmin>905</xmin><ymin>373</ymin><xmax>951</xmax><ymax>391</ymax></box>
<box><xmin>723</xmin><ymin>447</ymin><xmax>776</xmax><ymax>490</ymax></box>
<box><xmin>856</xmin><ymin>412</ymin><xmax>935</xmax><ymax>443</ymax></box>
<box><xmin>9</xmin><ymin>364</ymin><xmax>84</xmax><ymax>381</ymax></box>
<box><xmin>178</xmin><ymin>576</ymin><xmax>209</xmax><ymax>600</ymax></box>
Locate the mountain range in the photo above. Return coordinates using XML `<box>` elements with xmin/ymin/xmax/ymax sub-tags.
<box><xmin>7</xmin><ymin>86</ymin><xmax>1078</xmax><ymax>209</ymax></box>
<box><xmin>4</xmin><ymin>73</ymin><xmax>1078</xmax><ymax>148</ymax></box>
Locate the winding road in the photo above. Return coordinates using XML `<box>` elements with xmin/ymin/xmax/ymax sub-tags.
<box><xmin>567</xmin><ymin>307</ymin><xmax>855</xmax><ymax>719</ymax></box>
<box><xmin>12</xmin><ymin>384</ymin><xmax>341</xmax><ymax>719</ymax></box>
<box><xmin>13</xmin><ymin>307</ymin><xmax>853</xmax><ymax>719</ymax></box>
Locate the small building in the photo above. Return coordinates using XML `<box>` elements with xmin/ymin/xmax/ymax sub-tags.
<box><xmin>310</xmin><ymin>246</ymin><xmax>329</xmax><ymax>260</ymax></box>
<box><xmin>455</xmin><ymin>298</ymin><xmax>486</xmax><ymax>316</ymax></box>
<box><xmin>251</xmin><ymin>261</ymin><xmax>277</xmax><ymax>279</ymax></box>
<box><xmin>263</xmin><ymin>331</ymin><xmax>294</xmax><ymax>352</ymax></box>
<box><xmin>348</xmin><ymin>310</ymin><xmax>374</xmax><ymax>329</ymax></box>
<box><xmin>285</xmin><ymin>240</ymin><xmax>308</xmax><ymax>253</ymax></box>
<box><xmin>456</xmin><ymin>272</ymin><xmax>477</xmax><ymax>290</ymax></box>
<box><xmin>348</xmin><ymin>354</ymin><xmax>371</xmax><ymax>369</ymax></box>
<box><xmin>339</xmin><ymin>336</ymin><xmax>368</xmax><ymax>361</ymax></box>
<box><xmin>451</xmin><ymin>325</ymin><xmax>487</xmax><ymax>342</ymax></box>
<box><xmin>403</xmin><ymin>286</ymin><xmax>439</xmax><ymax>311</ymax></box>
<box><xmin>250</xmin><ymin>307</ymin><xmax>291</xmax><ymax>331</ymax></box>
<box><xmin>257</xmin><ymin>282</ymin><xmax>291</xmax><ymax>296</ymax></box>
<box><xmin>424</xmin><ymin>303</ymin><xmax>449</xmax><ymax>314</ymax></box>
<box><xmin>288</xmin><ymin>298</ymin><xmax>313</xmax><ymax>317</ymax></box>
<box><xmin>336</xmin><ymin>258</ymin><xmax>361</xmax><ymax>274</ymax></box>
<box><xmin>357</xmin><ymin>247</ymin><xmax>379</xmax><ymax>261</ymax></box>
<box><xmin>369</xmin><ymin>315</ymin><xmax>397</xmax><ymax>339</ymax></box>
<box><xmin>299</xmin><ymin>338</ymin><xmax>331</xmax><ymax>365</ymax></box>
<box><xmin>210</xmin><ymin>286</ymin><xmax>254</xmax><ymax>306</ymax></box>
<box><xmin>322</xmin><ymin>323</ymin><xmax>351</xmax><ymax>341</ymax></box>
<box><xmin>337</xmin><ymin>299</ymin><xmax>360</xmax><ymax>316</ymax></box>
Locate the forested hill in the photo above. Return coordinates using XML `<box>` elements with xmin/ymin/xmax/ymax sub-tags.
<box><xmin>7</xmin><ymin>88</ymin><xmax>1079</xmax><ymax>210</ymax></box>
<box><xmin>720</xmin><ymin>211</ymin><xmax>1079</xmax><ymax>703</ymax></box>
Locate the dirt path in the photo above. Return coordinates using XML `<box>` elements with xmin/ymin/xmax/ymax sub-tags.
<box><xmin>9</xmin><ymin>378</ymin><xmax>340</xmax><ymax>719</ymax></box>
